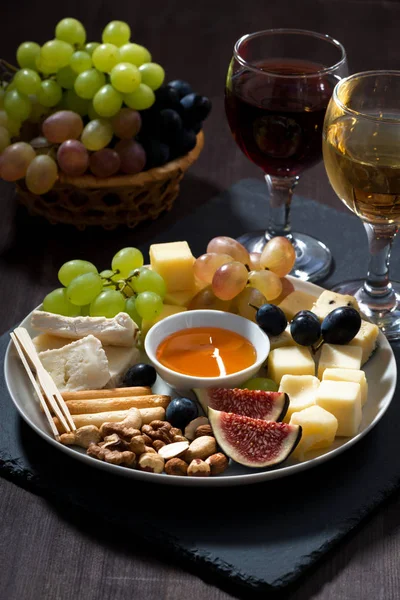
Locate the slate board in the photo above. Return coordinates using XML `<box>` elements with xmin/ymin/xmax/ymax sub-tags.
<box><xmin>2</xmin><ymin>178</ymin><xmax>400</xmax><ymax>596</ymax></box>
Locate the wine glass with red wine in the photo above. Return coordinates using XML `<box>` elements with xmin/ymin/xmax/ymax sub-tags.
<box><xmin>225</xmin><ymin>29</ymin><xmax>348</xmax><ymax>281</ymax></box>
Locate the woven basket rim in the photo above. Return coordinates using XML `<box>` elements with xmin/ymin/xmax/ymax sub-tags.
<box><xmin>57</xmin><ymin>130</ymin><xmax>205</xmax><ymax>189</ymax></box>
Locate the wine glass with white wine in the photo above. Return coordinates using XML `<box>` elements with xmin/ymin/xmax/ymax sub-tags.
<box><xmin>323</xmin><ymin>71</ymin><xmax>400</xmax><ymax>340</ymax></box>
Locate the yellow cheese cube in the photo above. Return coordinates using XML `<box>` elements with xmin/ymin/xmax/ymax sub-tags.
<box><xmin>290</xmin><ymin>405</ymin><xmax>338</xmax><ymax>460</ymax></box>
<box><xmin>141</xmin><ymin>304</ymin><xmax>187</xmax><ymax>337</ymax></box>
<box><xmin>322</xmin><ymin>368</ymin><xmax>368</xmax><ymax>406</ymax></box>
<box><xmin>312</xmin><ymin>290</ymin><xmax>360</xmax><ymax>321</ymax></box>
<box><xmin>315</xmin><ymin>380</ymin><xmax>362</xmax><ymax>436</ymax></box>
<box><xmin>279</xmin><ymin>375</ymin><xmax>320</xmax><ymax>421</ymax></box>
<box><xmin>348</xmin><ymin>320</ymin><xmax>379</xmax><ymax>365</ymax></box>
<box><xmin>269</xmin><ymin>326</ymin><xmax>297</xmax><ymax>351</ymax></box>
<box><xmin>317</xmin><ymin>344</ymin><xmax>362</xmax><ymax>379</ymax></box>
<box><xmin>267</xmin><ymin>346</ymin><xmax>315</xmax><ymax>384</ymax></box>
<box><xmin>150</xmin><ymin>241</ymin><xmax>195</xmax><ymax>292</ymax></box>
<box><xmin>278</xmin><ymin>291</ymin><xmax>316</xmax><ymax>320</ymax></box>
<box><xmin>164</xmin><ymin>288</ymin><xmax>197</xmax><ymax>307</ymax></box>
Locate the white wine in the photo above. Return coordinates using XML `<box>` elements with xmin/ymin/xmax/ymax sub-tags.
<box><xmin>323</xmin><ymin>115</ymin><xmax>400</xmax><ymax>224</ymax></box>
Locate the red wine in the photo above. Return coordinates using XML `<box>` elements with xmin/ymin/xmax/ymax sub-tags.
<box><xmin>225</xmin><ymin>59</ymin><xmax>337</xmax><ymax>177</ymax></box>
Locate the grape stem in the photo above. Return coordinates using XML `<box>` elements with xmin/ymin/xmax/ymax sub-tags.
<box><xmin>100</xmin><ymin>269</ymin><xmax>138</xmax><ymax>298</ymax></box>
<box><xmin>310</xmin><ymin>339</ymin><xmax>324</xmax><ymax>354</ymax></box>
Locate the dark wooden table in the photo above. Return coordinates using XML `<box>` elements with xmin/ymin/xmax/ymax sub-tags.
<box><xmin>2</xmin><ymin>1</ymin><xmax>400</xmax><ymax>598</ymax></box>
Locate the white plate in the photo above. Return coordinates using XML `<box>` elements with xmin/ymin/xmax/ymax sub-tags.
<box><xmin>4</xmin><ymin>277</ymin><xmax>397</xmax><ymax>487</ymax></box>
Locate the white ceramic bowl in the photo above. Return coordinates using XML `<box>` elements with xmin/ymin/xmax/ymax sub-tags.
<box><xmin>144</xmin><ymin>309</ymin><xmax>270</xmax><ymax>391</ymax></box>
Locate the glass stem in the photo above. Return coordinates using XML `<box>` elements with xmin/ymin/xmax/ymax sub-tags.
<box><xmin>265</xmin><ymin>174</ymin><xmax>299</xmax><ymax>240</ymax></box>
<box><xmin>363</xmin><ymin>222</ymin><xmax>398</xmax><ymax>308</ymax></box>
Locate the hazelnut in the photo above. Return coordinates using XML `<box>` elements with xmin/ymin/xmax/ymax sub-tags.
<box><xmin>184</xmin><ymin>417</ymin><xmax>209</xmax><ymax>441</ymax></box>
<box><xmin>187</xmin><ymin>459</ymin><xmax>210</xmax><ymax>477</ymax></box>
<box><xmin>184</xmin><ymin>436</ymin><xmax>217</xmax><ymax>462</ymax></box>
<box><xmin>150</xmin><ymin>420</ymin><xmax>171</xmax><ymax>431</ymax></box>
<box><xmin>165</xmin><ymin>458</ymin><xmax>188</xmax><ymax>476</ymax></box>
<box><xmin>144</xmin><ymin>445</ymin><xmax>157</xmax><ymax>454</ymax></box>
<box><xmin>153</xmin><ymin>439</ymin><xmax>166</xmax><ymax>452</ymax></box>
<box><xmin>194</xmin><ymin>424</ymin><xmax>213</xmax><ymax>438</ymax></box>
<box><xmin>142</xmin><ymin>434</ymin><xmax>153</xmax><ymax>446</ymax></box>
<box><xmin>138</xmin><ymin>453</ymin><xmax>164</xmax><ymax>474</ymax></box>
<box><xmin>206</xmin><ymin>453</ymin><xmax>229</xmax><ymax>476</ymax></box>
<box><xmin>129</xmin><ymin>435</ymin><xmax>146</xmax><ymax>455</ymax></box>
<box><xmin>170</xmin><ymin>427</ymin><xmax>183</xmax><ymax>437</ymax></box>
<box><xmin>141</xmin><ymin>424</ymin><xmax>153</xmax><ymax>436</ymax></box>
<box><xmin>173</xmin><ymin>435</ymin><xmax>188</xmax><ymax>443</ymax></box>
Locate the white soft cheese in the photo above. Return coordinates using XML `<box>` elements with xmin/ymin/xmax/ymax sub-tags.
<box><xmin>38</xmin><ymin>335</ymin><xmax>111</xmax><ymax>392</ymax></box>
<box><xmin>31</xmin><ymin>311</ymin><xmax>138</xmax><ymax>347</ymax></box>
<box><xmin>34</xmin><ymin>333</ymin><xmax>140</xmax><ymax>388</ymax></box>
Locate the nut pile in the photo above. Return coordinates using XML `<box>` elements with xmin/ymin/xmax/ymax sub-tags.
<box><xmin>60</xmin><ymin>407</ymin><xmax>229</xmax><ymax>477</ymax></box>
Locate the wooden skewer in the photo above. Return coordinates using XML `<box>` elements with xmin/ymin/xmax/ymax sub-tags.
<box><xmin>13</xmin><ymin>327</ymin><xmax>76</xmax><ymax>433</ymax></box>
<box><xmin>10</xmin><ymin>332</ymin><xmax>60</xmax><ymax>439</ymax></box>
<box><xmin>61</xmin><ymin>386</ymin><xmax>152</xmax><ymax>400</ymax></box>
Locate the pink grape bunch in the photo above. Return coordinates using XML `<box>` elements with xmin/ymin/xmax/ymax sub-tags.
<box><xmin>0</xmin><ymin>17</ymin><xmax>211</xmax><ymax>195</ymax></box>
<box><xmin>190</xmin><ymin>235</ymin><xmax>296</xmax><ymax>320</ymax></box>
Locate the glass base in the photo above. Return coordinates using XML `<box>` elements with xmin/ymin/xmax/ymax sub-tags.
<box><xmin>332</xmin><ymin>279</ymin><xmax>400</xmax><ymax>341</ymax></box>
<box><xmin>236</xmin><ymin>230</ymin><xmax>332</xmax><ymax>283</ymax></box>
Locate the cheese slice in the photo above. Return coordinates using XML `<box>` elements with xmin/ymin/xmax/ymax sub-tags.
<box><xmin>315</xmin><ymin>380</ymin><xmax>362</xmax><ymax>437</ymax></box>
<box><xmin>31</xmin><ymin>311</ymin><xmax>138</xmax><ymax>347</ymax></box>
<box><xmin>150</xmin><ymin>241</ymin><xmax>195</xmax><ymax>292</ymax></box>
<box><xmin>348</xmin><ymin>320</ymin><xmax>379</xmax><ymax>365</ymax></box>
<box><xmin>317</xmin><ymin>344</ymin><xmax>363</xmax><ymax>379</ymax></box>
<box><xmin>267</xmin><ymin>346</ymin><xmax>315</xmax><ymax>384</ymax></box>
<box><xmin>322</xmin><ymin>368</ymin><xmax>368</xmax><ymax>406</ymax></box>
<box><xmin>277</xmin><ymin>291</ymin><xmax>316</xmax><ymax>320</ymax></box>
<box><xmin>103</xmin><ymin>345</ymin><xmax>140</xmax><ymax>388</ymax></box>
<box><xmin>33</xmin><ymin>333</ymin><xmax>139</xmax><ymax>388</ymax></box>
<box><xmin>312</xmin><ymin>290</ymin><xmax>360</xmax><ymax>321</ymax></box>
<box><xmin>279</xmin><ymin>375</ymin><xmax>320</xmax><ymax>421</ymax></box>
<box><xmin>38</xmin><ymin>335</ymin><xmax>110</xmax><ymax>392</ymax></box>
<box><xmin>290</xmin><ymin>405</ymin><xmax>338</xmax><ymax>460</ymax></box>
<box><xmin>269</xmin><ymin>326</ymin><xmax>298</xmax><ymax>351</ymax></box>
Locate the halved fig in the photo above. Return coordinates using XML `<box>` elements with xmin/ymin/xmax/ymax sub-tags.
<box><xmin>193</xmin><ymin>388</ymin><xmax>289</xmax><ymax>422</ymax></box>
<box><xmin>209</xmin><ymin>408</ymin><xmax>302</xmax><ymax>468</ymax></box>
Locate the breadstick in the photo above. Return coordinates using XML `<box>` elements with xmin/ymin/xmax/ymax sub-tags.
<box><xmin>54</xmin><ymin>406</ymin><xmax>165</xmax><ymax>432</ymax></box>
<box><xmin>62</xmin><ymin>387</ymin><xmax>152</xmax><ymax>400</ymax></box>
<box><xmin>65</xmin><ymin>395</ymin><xmax>170</xmax><ymax>414</ymax></box>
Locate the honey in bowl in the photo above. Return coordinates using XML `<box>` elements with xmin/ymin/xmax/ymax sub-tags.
<box><xmin>156</xmin><ymin>326</ymin><xmax>257</xmax><ymax>377</ymax></box>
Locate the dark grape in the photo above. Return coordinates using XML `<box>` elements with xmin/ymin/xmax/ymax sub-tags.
<box><xmin>154</xmin><ymin>85</ymin><xmax>182</xmax><ymax>111</ymax></box>
<box><xmin>168</xmin><ymin>80</ymin><xmax>193</xmax><ymax>99</ymax></box>
<box><xmin>321</xmin><ymin>307</ymin><xmax>361</xmax><ymax>344</ymax></box>
<box><xmin>165</xmin><ymin>397</ymin><xmax>198</xmax><ymax>429</ymax></box>
<box><xmin>290</xmin><ymin>310</ymin><xmax>321</xmax><ymax>346</ymax></box>
<box><xmin>255</xmin><ymin>304</ymin><xmax>287</xmax><ymax>336</ymax></box>
<box><xmin>122</xmin><ymin>363</ymin><xmax>157</xmax><ymax>387</ymax></box>
<box><xmin>192</xmin><ymin>121</ymin><xmax>202</xmax><ymax>134</ymax></box>
<box><xmin>142</xmin><ymin>137</ymin><xmax>170</xmax><ymax>168</ymax></box>
<box><xmin>170</xmin><ymin>128</ymin><xmax>197</xmax><ymax>158</ymax></box>
<box><xmin>180</xmin><ymin>93</ymin><xmax>212</xmax><ymax>126</ymax></box>
<box><xmin>159</xmin><ymin>108</ymin><xmax>183</xmax><ymax>142</ymax></box>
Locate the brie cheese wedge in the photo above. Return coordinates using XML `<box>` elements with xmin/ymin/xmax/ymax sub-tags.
<box><xmin>38</xmin><ymin>335</ymin><xmax>110</xmax><ymax>392</ymax></box>
<box><xmin>33</xmin><ymin>333</ymin><xmax>140</xmax><ymax>388</ymax></box>
<box><xmin>31</xmin><ymin>311</ymin><xmax>138</xmax><ymax>347</ymax></box>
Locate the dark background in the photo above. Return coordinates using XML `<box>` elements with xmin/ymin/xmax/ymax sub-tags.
<box><xmin>1</xmin><ymin>1</ymin><xmax>400</xmax><ymax>599</ymax></box>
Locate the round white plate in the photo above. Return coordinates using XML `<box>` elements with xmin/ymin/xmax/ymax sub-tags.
<box><xmin>4</xmin><ymin>277</ymin><xmax>397</xmax><ymax>487</ymax></box>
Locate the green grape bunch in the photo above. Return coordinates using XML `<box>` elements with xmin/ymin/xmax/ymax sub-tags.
<box><xmin>42</xmin><ymin>247</ymin><xmax>166</xmax><ymax>324</ymax></box>
<box><xmin>0</xmin><ymin>16</ymin><xmax>211</xmax><ymax>196</ymax></box>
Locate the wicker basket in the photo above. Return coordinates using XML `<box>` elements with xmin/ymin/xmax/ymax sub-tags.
<box><xmin>16</xmin><ymin>130</ymin><xmax>204</xmax><ymax>230</ymax></box>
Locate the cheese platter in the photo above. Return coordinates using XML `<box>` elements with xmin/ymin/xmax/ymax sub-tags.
<box><xmin>4</xmin><ymin>236</ymin><xmax>397</xmax><ymax>486</ymax></box>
